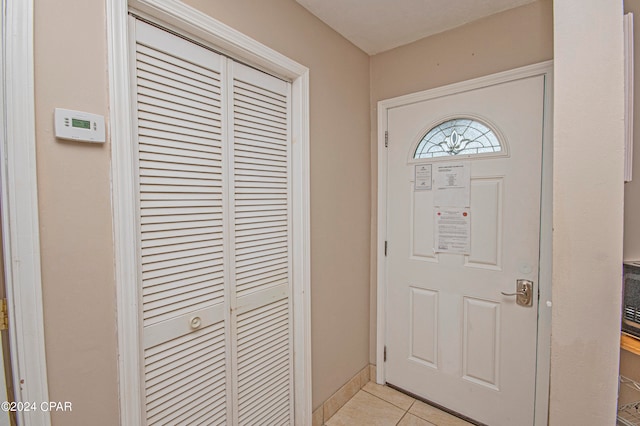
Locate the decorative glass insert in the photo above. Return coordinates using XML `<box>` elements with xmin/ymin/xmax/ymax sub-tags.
<box><xmin>414</xmin><ymin>118</ymin><xmax>502</xmax><ymax>159</ymax></box>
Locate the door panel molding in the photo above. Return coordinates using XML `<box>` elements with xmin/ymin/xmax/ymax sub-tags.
<box><xmin>377</xmin><ymin>61</ymin><xmax>553</xmax><ymax>425</ymax></box>
<box><xmin>465</xmin><ymin>176</ymin><xmax>503</xmax><ymax>270</ymax></box>
<box><xmin>107</xmin><ymin>1</ymin><xmax>311</xmax><ymax>424</ymax></box>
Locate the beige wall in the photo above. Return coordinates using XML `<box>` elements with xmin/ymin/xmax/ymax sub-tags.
<box><xmin>368</xmin><ymin>0</ymin><xmax>553</xmax><ymax>363</ymax></box>
<box><xmin>549</xmin><ymin>1</ymin><xmax>625</xmax><ymax>424</ymax></box>
<box><xmin>33</xmin><ymin>0</ymin><xmax>370</xmax><ymax>422</ymax></box>
<box><xmin>625</xmin><ymin>0</ymin><xmax>640</xmax><ymax>260</ymax></box>
<box><xmin>34</xmin><ymin>1</ymin><xmax>119</xmax><ymax>425</ymax></box>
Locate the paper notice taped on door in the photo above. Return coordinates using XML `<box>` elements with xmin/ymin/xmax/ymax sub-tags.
<box><xmin>414</xmin><ymin>164</ymin><xmax>432</xmax><ymax>191</ymax></box>
<box><xmin>433</xmin><ymin>162</ymin><xmax>470</xmax><ymax>207</ymax></box>
<box><xmin>434</xmin><ymin>208</ymin><xmax>471</xmax><ymax>254</ymax></box>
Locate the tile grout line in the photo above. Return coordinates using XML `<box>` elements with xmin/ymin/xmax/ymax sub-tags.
<box><xmin>400</xmin><ymin>398</ymin><xmax>440</xmax><ymax>426</ymax></box>
<box><xmin>395</xmin><ymin>410</ymin><xmax>409</xmax><ymax>426</ymax></box>
<box><xmin>361</xmin><ymin>387</ymin><xmax>406</xmax><ymax>411</ymax></box>
<box><xmin>361</xmin><ymin>385</ymin><xmax>417</xmax><ymax>412</ymax></box>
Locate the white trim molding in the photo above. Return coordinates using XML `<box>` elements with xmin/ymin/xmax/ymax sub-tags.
<box><xmin>0</xmin><ymin>0</ymin><xmax>51</xmax><ymax>425</ymax></box>
<box><xmin>107</xmin><ymin>1</ymin><xmax>312</xmax><ymax>424</ymax></box>
<box><xmin>376</xmin><ymin>61</ymin><xmax>553</xmax><ymax>426</ymax></box>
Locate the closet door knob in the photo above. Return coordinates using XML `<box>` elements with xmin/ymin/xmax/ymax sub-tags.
<box><xmin>190</xmin><ymin>316</ymin><xmax>202</xmax><ymax>329</ymax></box>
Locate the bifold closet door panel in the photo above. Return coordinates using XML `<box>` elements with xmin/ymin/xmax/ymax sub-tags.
<box><xmin>231</xmin><ymin>62</ymin><xmax>294</xmax><ymax>425</ymax></box>
<box><xmin>132</xmin><ymin>19</ymin><xmax>229</xmax><ymax>425</ymax></box>
<box><xmin>131</xmin><ymin>17</ymin><xmax>295</xmax><ymax>426</ymax></box>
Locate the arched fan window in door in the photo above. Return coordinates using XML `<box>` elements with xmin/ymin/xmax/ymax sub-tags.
<box><xmin>414</xmin><ymin>117</ymin><xmax>502</xmax><ymax>159</ymax></box>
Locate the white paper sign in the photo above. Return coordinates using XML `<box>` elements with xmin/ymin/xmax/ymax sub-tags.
<box><xmin>434</xmin><ymin>162</ymin><xmax>470</xmax><ymax>207</ymax></box>
<box><xmin>434</xmin><ymin>208</ymin><xmax>471</xmax><ymax>254</ymax></box>
<box><xmin>414</xmin><ymin>164</ymin><xmax>432</xmax><ymax>191</ymax></box>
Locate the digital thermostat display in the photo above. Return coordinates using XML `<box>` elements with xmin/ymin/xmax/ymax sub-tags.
<box><xmin>71</xmin><ymin>118</ymin><xmax>91</xmax><ymax>130</ymax></box>
<box><xmin>54</xmin><ymin>108</ymin><xmax>105</xmax><ymax>143</ymax></box>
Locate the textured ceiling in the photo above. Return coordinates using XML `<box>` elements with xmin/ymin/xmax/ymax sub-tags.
<box><xmin>295</xmin><ymin>0</ymin><xmax>538</xmax><ymax>55</ymax></box>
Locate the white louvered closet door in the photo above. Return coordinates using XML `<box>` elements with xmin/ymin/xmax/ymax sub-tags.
<box><xmin>230</xmin><ymin>62</ymin><xmax>293</xmax><ymax>425</ymax></box>
<box><xmin>131</xmin><ymin>18</ymin><xmax>293</xmax><ymax>426</ymax></box>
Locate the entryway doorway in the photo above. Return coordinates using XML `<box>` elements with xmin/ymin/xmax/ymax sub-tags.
<box><xmin>377</xmin><ymin>62</ymin><xmax>552</xmax><ymax>426</ymax></box>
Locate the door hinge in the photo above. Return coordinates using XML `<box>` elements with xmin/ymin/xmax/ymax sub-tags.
<box><xmin>0</xmin><ymin>298</ymin><xmax>8</xmax><ymax>331</ymax></box>
<box><xmin>384</xmin><ymin>346</ymin><xmax>387</xmax><ymax>362</ymax></box>
<box><xmin>384</xmin><ymin>241</ymin><xmax>388</xmax><ymax>256</ymax></box>
<box><xmin>385</xmin><ymin>131</ymin><xmax>389</xmax><ymax>148</ymax></box>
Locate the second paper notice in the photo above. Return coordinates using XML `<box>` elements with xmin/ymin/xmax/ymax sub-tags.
<box><xmin>434</xmin><ymin>208</ymin><xmax>471</xmax><ymax>254</ymax></box>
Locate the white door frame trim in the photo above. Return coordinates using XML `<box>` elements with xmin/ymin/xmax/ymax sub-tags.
<box><xmin>0</xmin><ymin>1</ymin><xmax>51</xmax><ymax>425</ymax></box>
<box><xmin>376</xmin><ymin>61</ymin><xmax>553</xmax><ymax>426</ymax></box>
<box><xmin>107</xmin><ymin>0</ymin><xmax>311</xmax><ymax>424</ymax></box>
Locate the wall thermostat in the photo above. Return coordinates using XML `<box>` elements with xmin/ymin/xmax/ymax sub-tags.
<box><xmin>54</xmin><ymin>108</ymin><xmax>106</xmax><ymax>143</ymax></box>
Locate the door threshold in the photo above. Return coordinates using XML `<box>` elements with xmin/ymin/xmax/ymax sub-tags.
<box><xmin>386</xmin><ymin>382</ymin><xmax>487</xmax><ymax>426</ymax></box>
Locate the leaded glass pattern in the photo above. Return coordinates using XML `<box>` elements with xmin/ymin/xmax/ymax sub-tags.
<box><xmin>414</xmin><ymin>118</ymin><xmax>502</xmax><ymax>159</ymax></box>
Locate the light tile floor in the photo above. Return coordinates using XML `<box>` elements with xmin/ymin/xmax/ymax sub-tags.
<box><xmin>325</xmin><ymin>382</ymin><xmax>474</xmax><ymax>426</ymax></box>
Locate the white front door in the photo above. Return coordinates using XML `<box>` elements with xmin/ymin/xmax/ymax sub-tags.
<box><xmin>383</xmin><ymin>71</ymin><xmax>547</xmax><ymax>425</ymax></box>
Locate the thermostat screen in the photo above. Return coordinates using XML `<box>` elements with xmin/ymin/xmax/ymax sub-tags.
<box><xmin>71</xmin><ymin>118</ymin><xmax>91</xmax><ymax>129</ymax></box>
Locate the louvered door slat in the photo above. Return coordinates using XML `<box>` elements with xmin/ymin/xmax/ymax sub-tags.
<box><xmin>136</xmin><ymin>65</ymin><xmax>220</xmax><ymax>94</ymax></box>
<box><xmin>235</xmin><ymin>127</ymin><xmax>287</xmax><ymax>143</ymax></box>
<box><xmin>236</xmin><ymin>149</ymin><xmax>289</xmax><ymax>164</ymax></box>
<box><xmin>140</xmin><ymin>123</ymin><xmax>221</xmax><ymax>145</ymax></box>
<box><xmin>141</xmin><ymin>214</ymin><xmax>222</xmax><ymax>227</ymax></box>
<box><xmin>139</xmin><ymin>178</ymin><xmax>221</xmax><ymax>193</ymax></box>
<box><xmin>233</xmin><ymin>111</ymin><xmax>288</xmax><ymax>134</ymax></box>
<box><xmin>236</xmin><ymin>218</ymin><xmax>287</xmax><ymax>232</ymax></box>
<box><xmin>137</xmin><ymin>86</ymin><xmax>221</xmax><ymax>118</ymax></box>
<box><xmin>236</xmin><ymin>253</ymin><xmax>287</xmax><ymax>271</ymax></box>
<box><xmin>139</xmin><ymin>110</ymin><xmax>222</xmax><ymax>135</ymax></box>
<box><xmin>235</xmin><ymin>138</ymin><xmax>287</xmax><ymax>152</ymax></box>
<box><xmin>137</xmin><ymin>93</ymin><xmax>221</xmax><ymax>121</ymax></box>
<box><xmin>235</xmin><ymin>84</ymin><xmax>288</xmax><ymax>110</ymax></box>
<box><xmin>234</xmin><ymin>92</ymin><xmax>288</xmax><ymax>115</ymax></box>
<box><xmin>144</xmin><ymin>239</ymin><xmax>220</xmax><ymax>256</ymax></box>
<box><xmin>236</xmin><ymin>248</ymin><xmax>288</xmax><ymax>270</ymax></box>
<box><xmin>234</xmin><ymin>97</ymin><xmax>287</xmax><ymax>117</ymax></box>
<box><xmin>142</xmin><ymin>239</ymin><xmax>221</xmax><ymax>258</ymax></box>
<box><xmin>137</xmin><ymin>77</ymin><xmax>220</xmax><ymax>110</ymax></box>
<box><xmin>140</xmin><ymin>153</ymin><xmax>221</xmax><ymax>170</ymax></box>
<box><xmin>136</xmin><ymin>52</ymin><xmax>221</xmax><ymax>93</ymax></box>
<box><xmin>137</xmin><ymin>67</ymin><xmax>221</xmax><ymax>100</ymax></box>
<box><xmin>140</xmin><ymin>229</ymin><xmax>223</xmax><ymax>246</ymax></box>
<box><xmin>235</xmin><ymin>134</ymin><xmax>288</xmax><ymax>149</ymax></box>
<box><xmin>139</xmin><ymin>160</ymin><xmax>222</xmax><ymax>176</ymax></box>
<box><xmin>234</xmin><ymin>89</ymin><xmax>288</xmax><ymax>111</ymax></box>
<box><xmin>138</xmin><ymin>104</ymin><xmax>222</xmax><ymax>130</ymax></box>
<box><xmin>142</xmin><ymin>264</ymin><xmax>222</xmax><ymax>287</ymax></box>
<box><xmin>136</xmin><ymin>44</ymin><xmax>221</xmax><ymax>82</ymax></box>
